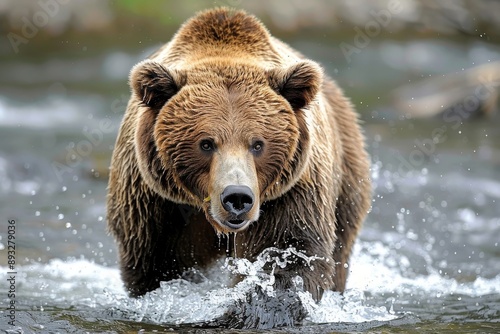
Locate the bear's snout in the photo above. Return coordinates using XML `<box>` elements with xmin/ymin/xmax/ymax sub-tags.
<box><xmin>220</xmin><ymin>185</ymin><xmax>254</xmax><ymax>219</ymax></box>
<box><xmin>206</xmin><ymin>148</ymin><xmax>261</xmax><ymax>232</ymax></box>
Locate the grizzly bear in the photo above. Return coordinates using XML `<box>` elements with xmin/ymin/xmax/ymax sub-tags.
<box><xmin>107</xmin><ymin>8</ymin><xmax>371</xmax><ymax>306</ymax></box>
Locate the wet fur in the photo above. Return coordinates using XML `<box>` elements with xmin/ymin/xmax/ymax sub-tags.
<box><xmin>107</xmin><ymin>8</ymin><xmax>371</xmax><ymax>300</ymax></box>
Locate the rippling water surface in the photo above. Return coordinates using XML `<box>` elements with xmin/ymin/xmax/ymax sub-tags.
<box><xmin>0</xmin><ymin>37</ymin><xmax>499</xmax><ymax>333</ymax></box>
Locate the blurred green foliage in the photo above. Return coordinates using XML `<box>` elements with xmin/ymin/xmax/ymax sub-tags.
<box><xmin>113</xmin><ymin>0</ymin><xmax>226</xmax><ymax>25</ymax></box>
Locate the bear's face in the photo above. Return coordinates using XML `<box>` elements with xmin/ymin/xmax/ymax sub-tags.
<box><xmin>131</xmin><ymin>59</ymin><xmax>321</xmax><ymax>234</ymax></box>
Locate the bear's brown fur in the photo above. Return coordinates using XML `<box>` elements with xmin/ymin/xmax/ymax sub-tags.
<box><xmin>107</xmin><ymin>8</ymin><xmax>371</xmax><ymax>302</ymax></box>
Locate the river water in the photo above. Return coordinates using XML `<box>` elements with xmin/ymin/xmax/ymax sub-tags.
<box><xmin>0</xmin><ymin>35</ymin><xmax>499</xmax><ymax>333</ymax></box>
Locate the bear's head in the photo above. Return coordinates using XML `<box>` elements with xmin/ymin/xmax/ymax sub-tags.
<box><xmin>130</xmin><ymin>58</ymin><xmax>322</xmax><ymax>234</ymax></box>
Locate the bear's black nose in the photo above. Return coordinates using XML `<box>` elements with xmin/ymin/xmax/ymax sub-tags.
<box><xmin>220</xmin><ymin>185</ymin><xmax>254</xmax><ymax>218</ymax></box>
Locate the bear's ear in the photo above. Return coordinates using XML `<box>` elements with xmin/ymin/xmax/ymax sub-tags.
<box><xmin>130</xmin><ymin>60</ymin><xmax>185</xmax><ymax>110</ymax></box>
<box><xmin>267</xmin><ymin>60</ymin><xmax>322</xmax><ymax>111</ymax></box>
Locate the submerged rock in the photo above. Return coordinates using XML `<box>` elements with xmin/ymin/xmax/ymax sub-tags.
<box><xmin>393</xmin><ymin>61</ymin><xmax>500</xmax><ymax>120</ymax></box>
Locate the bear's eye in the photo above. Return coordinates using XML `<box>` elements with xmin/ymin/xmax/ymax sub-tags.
<box><xmin>200</xmin><ymin>139</ymin><xmax>215</xmax><ymax>152</ymax></box>
<box><xmin>251</xmin><ymin>140</ymin><xmax>264</xmax><ymax>154</ymax></box>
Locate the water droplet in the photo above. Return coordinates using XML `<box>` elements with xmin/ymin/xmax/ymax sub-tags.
<box><xmin>65</xmin><ymin>222</ymin><xmax>71</xmax><ymax>228</ymax></box>
<box><xmin>35</xmin><ymin>211</ymin><xmax>40</xmax><ymax>216</ymax></box>
<box><xmin>58</xmin><ymin>213</ymin><xmax>64</xmax><ymax>220</ymax></box>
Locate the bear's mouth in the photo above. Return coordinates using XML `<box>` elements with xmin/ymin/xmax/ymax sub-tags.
<box><xmin>224</xmin><ymin>219</ymin><xmax>246</xmax><ymax>229</ymax></box>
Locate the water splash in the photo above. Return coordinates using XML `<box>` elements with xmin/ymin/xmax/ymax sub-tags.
<box><xmin>107</xmin><ymin>247</ymin><xmax>324</xmax><ymax>326</ymax></box>
<box><xmin>1</xmin><ymin>242</ymin><xmax>498</xmax><ymax>328</ymax></box>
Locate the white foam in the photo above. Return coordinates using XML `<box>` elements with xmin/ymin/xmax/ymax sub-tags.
<box><xmin>349</xmin><ymin>241</ymin><xmax>500</xmax><ymax>297</ymax></box>
<box><xmin>2</xmin><ymin>258</ymin><xmax>125</xmax><ymax>307</ymax></box>
<box><xmin>1</xmin><ymin>242</ymin><xmax>498</xmax><ymax>326</ymax></box>
<box><xmin>0</xmin><ymin>96</ymin><xmax>105</xmax><ymax>130</ymax></box>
